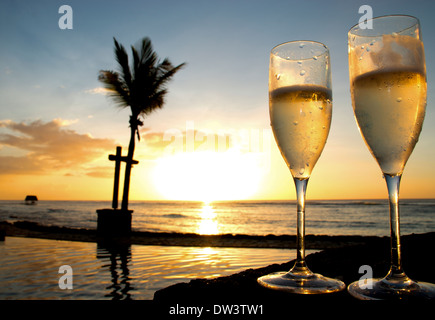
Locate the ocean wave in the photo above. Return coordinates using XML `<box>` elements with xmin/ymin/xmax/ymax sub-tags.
<box><xmin>214</xmin><ymin>200</ymin><xmax>387</xmax><ymax>207</ymax></box>
<box><xmin>161</xmin><ymin>213</ymin><xmax>190</xmax><ymax>219</ymax></box>
<box><xmin>47</xmin><ymin>208</ymin><xmax>68</xmax><ymax>213</ymax></box>
<box><xmin>211</xmin><ymin>200</ymin><xmax>294</xmax><ymax>208</ymax></box>
<box><xmin>400</xmin><ymin>202</ymin><xmax>435</xmax><ymax>207</ymax></box>
<box><xmin>306</xmin><ymin>201</ymin><xmax>386</xmax><ymax>207</ymax></box>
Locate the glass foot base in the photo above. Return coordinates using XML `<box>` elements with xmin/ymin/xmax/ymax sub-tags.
<box><xmin>257</xmin><ymin>271</ymin><xmax>345</xmax><ymax>294</ymax></box>
<box><xmin>348</xmin><ymin>277</ymin><xmax>435</xmax><ymax>300</ymax></box>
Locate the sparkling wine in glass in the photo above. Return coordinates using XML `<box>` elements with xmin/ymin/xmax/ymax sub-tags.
<box><xmin>257</xmin><ymin>41</ymin><xmax>345</xmax><ymax>294</ymax></box>
<box><xmin>347</xmin><ymin>15</ymin><xmax>435</xmax><ymax>300</ymax></box>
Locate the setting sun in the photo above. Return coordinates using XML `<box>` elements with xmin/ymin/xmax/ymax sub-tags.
<box><xmin>152</xmin><ymin>150</ymin><xmax>263</xmax><ymax>202</ymax></box>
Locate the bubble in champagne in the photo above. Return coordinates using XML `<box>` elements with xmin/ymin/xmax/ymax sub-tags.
<box><xmin>396</xmin><ymin>97</ymin><xmax>402</xmax><ymax>102</ymax></box>
<box><xmin>300</xmin><ymin>70</ymin><xmax>306</xmax><ymax>76</ymax></box>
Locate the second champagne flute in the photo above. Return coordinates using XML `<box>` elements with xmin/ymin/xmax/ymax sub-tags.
<box><xmin>347</xmin><ymin>14</ymin><xmax>435</xmax><ymax>300</ymax></box>
<box><xmin>257</xmin><ymin>41</ymin><xmax>345</xmax><ymax>294</ymax></box>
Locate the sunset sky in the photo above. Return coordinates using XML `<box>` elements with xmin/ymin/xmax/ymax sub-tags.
<box><xmin>1</xmin><ymin>0</ymin><xmax>435</xmax><ymax>201</ymax></box>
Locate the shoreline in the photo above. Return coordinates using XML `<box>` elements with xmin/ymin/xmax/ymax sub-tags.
<box><xmin>1</xmin><ymin>220</ymin><xmax>392</xmax><ymax>249</ymax></box>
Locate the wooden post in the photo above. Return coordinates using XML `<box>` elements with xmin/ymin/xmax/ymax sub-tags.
<box><xmin>107</xmin><ymin>146</ymin><xmax>138</xmax><ymax>211</ymax></box>
<box><xmin>108</xmin><ymin>146</ymin><xmax>122</xmax><ymax>209</ymax></box>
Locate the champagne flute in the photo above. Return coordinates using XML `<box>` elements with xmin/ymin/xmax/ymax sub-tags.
<box><xmin>347</xmin><ymin>15</ymin><xmax>435</xmax><ymax>300</ymax></box>
<box><xmin>257</xmin><ymin>41</ymin><xmax>345</xmax><ymax>294</ymax></box>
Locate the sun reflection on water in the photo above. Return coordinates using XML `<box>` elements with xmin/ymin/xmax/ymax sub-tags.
<box><xmin>197</xmin><ymin>203</ymin><xmax>219</xmax><ymax>235</ymax></box>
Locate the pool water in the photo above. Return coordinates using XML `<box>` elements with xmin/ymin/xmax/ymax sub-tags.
<box><xmin>0</xmin><ymin>237</ymin><xmax>302</xmax><ymax>300</ymax></box>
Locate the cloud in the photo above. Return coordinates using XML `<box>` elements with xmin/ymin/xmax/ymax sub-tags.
<box><xmin>85</xmin><ymin>166</ymin><xmax>114</xmax><ymax>178</ymax></box>
<box><xmin>0</xmin><ymin>155</ymin><xmax>45</xmax><ymax>175</ymax></box>
<box><xmin>52</xmin><ymin>118</ymin><xmax>79</xmax><ymax>126</ymax></box>
<box><xmin>0</xmin><ymin>119</ymin><xmax>116</xmax><ymax>176</ymax></box>
<box><xmin>84</xmin><ymin>87</ymin><xmax>111</xmax><ymax>95</ymax></box>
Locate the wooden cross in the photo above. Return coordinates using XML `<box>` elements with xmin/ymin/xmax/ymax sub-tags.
<box><xmin>109</xmin><ymin>146</ymin><xmax>139</xmax><ymax>209</ymax></box>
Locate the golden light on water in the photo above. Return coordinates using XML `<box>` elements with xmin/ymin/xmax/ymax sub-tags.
<box><xmin>197</xmin><ymin>204</ymin><xmax>219</xmax><ymax>235</ymax></box>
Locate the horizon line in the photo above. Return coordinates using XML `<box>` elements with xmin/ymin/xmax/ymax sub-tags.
<box><xmin>2</xmin><ymin>197</ymin><xmax>435</xmax><ymax>202</ymax></box>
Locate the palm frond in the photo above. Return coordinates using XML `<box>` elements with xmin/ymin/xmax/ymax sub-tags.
<box><xmin>98</xmin><ymin>70</ymin><xmax>130</xmax><ymax>108</ymax></box>
<box><xmin>99</xmin><ymin>36</ymin><xmax>186</xmax><ymax>130</ymax></box>
<box><xmin>155</xmin><ymin>62</ymin><xmax>186</xmax><ymax>91</ymax></box>
<box><xmin>132</xmin><ymin>38</ymin><xmax>157</xmax><ymax>79</ymax></box>
<box><xmin>113</xmin><ymin>38</ymin><xmax>132</xmax><ymax>88</ymax></box>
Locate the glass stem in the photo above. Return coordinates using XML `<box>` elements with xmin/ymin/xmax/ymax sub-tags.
<box><xmin>384</xmin><ymin>174</ymin><xmax>409</xmax><ymax>282</ymax></box>
<box><xmin>290</xmin><ymin>177</ymin><xmax>312</xmax><ymax>275</ymax></box>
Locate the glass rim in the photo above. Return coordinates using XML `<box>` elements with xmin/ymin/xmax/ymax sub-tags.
<box><xmin>348</xmin><ymin>14</ymin><xmax>420</xmax><ymax>37</ymax></box>
<box><xmin>271</xmin><ymin>40</ymin><xmax>329</xmax><ymax>61</ymax></box>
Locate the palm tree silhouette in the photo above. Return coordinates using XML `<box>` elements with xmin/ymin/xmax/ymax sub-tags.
<box><xmin>99</xmin><ymin>37</ymin><xmax>185</xmax><ymax>210</ymax></box>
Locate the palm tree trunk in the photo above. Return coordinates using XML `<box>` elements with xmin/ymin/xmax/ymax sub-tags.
<box><xmin>121</xmin><ymin>121</ymin><xmax>136</xmax><ymax>211</ymax></box>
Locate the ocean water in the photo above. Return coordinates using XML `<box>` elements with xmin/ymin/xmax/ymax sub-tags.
<box><xmin>1</xmin><ymin>199</ymin><xmax>434</xmax><ymax>237</ymax></box>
